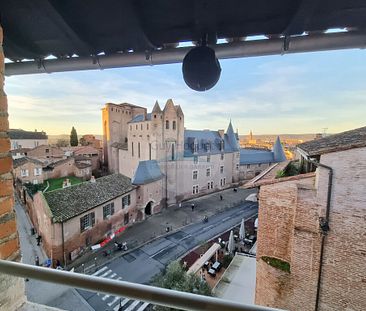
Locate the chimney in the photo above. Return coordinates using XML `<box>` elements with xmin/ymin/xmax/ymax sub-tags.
<box><xmin>90</xmin><ymin>176</ymin><xmax>96</xmax><ymax>183</ymax></box>
<box><xmin>218</xmin><ymin>130</ymin><xmax>224</xmax><ymax>138</ymax></box>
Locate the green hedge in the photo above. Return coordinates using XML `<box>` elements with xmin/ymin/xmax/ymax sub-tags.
<box><xmin>261</xmin><ymin>256</ymin><xmax>290</xmax><ymax>273</ymax></box>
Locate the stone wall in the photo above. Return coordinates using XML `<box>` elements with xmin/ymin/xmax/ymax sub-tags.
<box><xmin>0</xmin><ymin>25</ymin><xmax>25</xmax><ymax>310</ymax></box>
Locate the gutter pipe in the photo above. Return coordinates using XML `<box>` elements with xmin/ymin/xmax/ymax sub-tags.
<box><xmin>5</xmin><ymin>31</ymin><xmax>366</xmax><ymax>76</ymax></box>
<box><xmin>302</xmin><ymin>154</ymin><xmax>333</xmax><ymax>311</ymax></box>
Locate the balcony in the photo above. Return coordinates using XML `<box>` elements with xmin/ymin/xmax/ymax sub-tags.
<box><xmin>0</xmin><ymin>259</ymin><xmax>283</xmax><ymax>311</ymax></box>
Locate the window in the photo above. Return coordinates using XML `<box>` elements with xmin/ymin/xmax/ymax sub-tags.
<box><xmin>132</xmin><ymin>142</ymin><xmax>134</xmax><ymax>156</ymax></box>
<box><xmin>34</xmin><ymin>168</ymin><xmax>42</xmax><ymax>176</ymax></box>
<box><xmin>207</xmin><ymin>181</ymin><xmax>213</xmax><ymax>190</ymax></box>
<box><xmin>236</xmin><ymin>164</ymin><xmax>239</xmax><ymax>170</ymax></box>
<box><xmin>220</xmin><ymin>140</ymin><xmax>224</xmax><ymax>151</ymax></box>
<box><xmin>122</xmin><ymin>194</ymin><xmax>131</xmax><ymax>208</ymax></box>
<box><xmin>138</xmin><ymin>142</ymin><xmax>141</xmax><ymax>158</ymax></box>
<box><xmin>207</xmin><ymin>155</ymin><xmax>210</xmax><ymax>162</ymax></box>
<box><xmin>173</xmin><ymin>121</ymin><xmax>176</xmax><ymax>130</ymax></box>
<box><xmin>103</xmin><ymin>202</ymin><xmax>115</xmax><ymax>219</ymax></box>
<box><xmin>33</xmin><ymin>180</ymin><xmax>38</xmax><ymax>185</ymax></box>
<box><xmin>206</xmin><ymin>168</ymin><xmax>211</xmax><ymax>177</ymax></box>
<box><xmin>220</xmin><ymin>178</ymin><xmax>223</xmax><ymax>186</ymax></box>
<box><xmin>193</xmin><ymin>156</ymin><xmax>198</xmax><ymax>164</ymax></box>
<box><xmin>171</xmin><ymin>144</ymin><xmax>175</xmax><ymax>161</ymax></box>
<box><xmin>221</xmin><ymin>153</ymin><xmax>224</xmax><ymax>160</ymax></box>
<box><xmin>247</xmin><ymin>164</ymin><xmax>250</xmax><ymax>169</ymax></box>
<box><xmin>193</xmin><ymin>141</ymin><xmax>198</xmax><ymax>153</ymax></box>
<box><xmin>154</xmin><ymin>114</ymin><xmax>156</xmax><ymax>119</ymax></box>
<box><xmin>220</xmin><ymin>166</ymin><xmax>224</xmax><ymax>174</ymax></box>
<box><xmin>149</xmin><ymin>143</ymin><xmax>152</xmax><ymax>160</ymax></box>
<box><xmin>130</xmin><ymin>125</ymin><xmax>132</xmax><ymax>131</ymax></box>
<box><xmin>45</xmin><ymin>148</ymin><xmax>49</xmax><ymax>153</ymax></box>
<box><xmin>80</xmin><ymin>212</ymin><xmax>95</xmax><ymax>232</ymax></box>
<box><xmin>21</xmin><ymin>169</ymin><xmax>28</xmax><ymax>177</ymax></box>
<box><xmin>141</xmin><ymin>124</ymin><xmax>143</xmax><ymax>130</ymax></box>
<box><xmin>124</xmin><ymin>213</ymin><xmax>129</xmax><ymax>225</ymax></box>
<box><xmin>147</xmin><ymin>123</ymin><xmax>149</xmax><ymax>130</ymax></box>
<box><xmin>205</xmin><ymin>142</ymin><xmax>211</xmax><ymax>152</ymax></box>
<box><xmin>193</xmin><ymin>170</ymin><xmax>198</xmax><ymax>180</ymax></box>
<box><xmin>192</xmin><ymin>185</ymin><xmax>199</xmax><ymax>194</ymax></box>
<box><xmin>166</xmin><ymin>120</ymin><xmax>169</xmax><ymax>129</ymax></box>
<box><xmin>223</xmin><ymin>177</ymin><xmax>226</xmax><ymax>185</ymax></box>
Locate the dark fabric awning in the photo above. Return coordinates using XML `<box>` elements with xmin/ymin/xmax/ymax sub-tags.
<box><xmin>2</xmin><ymin>1</ymin><xmax>366</xmax><ymax>62</ymax></box>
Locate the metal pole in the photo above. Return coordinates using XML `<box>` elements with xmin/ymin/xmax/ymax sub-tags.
<box><xmin>5</xmin><ymin>32</ymin><xmax>366</xmax><ymax>76</ymax></box>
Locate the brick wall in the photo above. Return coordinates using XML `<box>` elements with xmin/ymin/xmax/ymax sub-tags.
<box><xmin>0</xmin><ymin>25</ymin><xmax>25</xmax><ymax>310</ymax></box>
<box><xmin>255</xmin><ymin>175</ymin><xmax>321</xmax><ymax>311</ymax></box>
<box><xmin>256</xmin><ymin>147</ymin><xmax>366</xmax><ymax>311</ymax></box>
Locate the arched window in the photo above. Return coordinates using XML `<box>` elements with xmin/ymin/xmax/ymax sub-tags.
<box><xmin>166</xmin><ymin>120</ymin><xmax>169</xmax><ymax>129</ymax></box>
<box><xmin>173</xmin><ymin>121</ymin><xmax>176</xmax><ymax>130</ymax></box>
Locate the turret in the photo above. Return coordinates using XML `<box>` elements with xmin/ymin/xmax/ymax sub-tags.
<box><xmin>273</xmin><ymin>136</ymin><xmax>286</xmax><ymax>162</ymax></box>
<box><xmin>226</xmin><ymin>120</ymin><xmax>239</xmax><ymax>151</ymax></box>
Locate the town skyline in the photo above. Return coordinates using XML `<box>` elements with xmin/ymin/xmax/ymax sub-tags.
<box><xmin>6</xmin><ymin>47</ymin><xmax>366</xmax><ymax>136</ymax></box>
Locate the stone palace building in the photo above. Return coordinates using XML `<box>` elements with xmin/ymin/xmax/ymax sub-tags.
<box><xmin>103</xmin><ymin>99</ymin><xmax>286</xmax><ymax>216</ymax></box>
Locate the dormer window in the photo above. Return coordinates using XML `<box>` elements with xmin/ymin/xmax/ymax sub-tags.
<box><xmin>193</xmin><ymin>141</ymin><xmax>198</xmax><ymax>153</ymax></box>
<box><xmin>220</xmin><ymin>139</ymin><xmax>224</xmax><ymax>151</ymax></box>
<box><xmin>205</xmin><ymin>142</ymin><xmax>211</xmax><ymax>152</ymax></box>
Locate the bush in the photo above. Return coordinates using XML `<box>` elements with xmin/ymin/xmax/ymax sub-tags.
<box><xmin>261</xmin><ymin>256</ymin><xmax>290</xmax><ymax>273</ymax></box>
<box><xmin>152</xmin><ymin>261</ymin><xmax>211</xmax><ymax>311</ymax></box>
<box><xmin>222</xmin><ymin>254</ymin><xmax>233</xmax><ymax>268</ymax></box>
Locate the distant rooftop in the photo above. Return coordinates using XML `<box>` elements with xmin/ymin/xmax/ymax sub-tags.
<box><xmin>44</xmin><ymin>174</ymin><xmax>134</xmax><ymax>222</ymax></box>
<box><xmin>8</xmin><ymin>129</ymin><xmax>48</xmax><ymax>140</ymax></box>
<box><xmin>297</xmin><ymin>126</ymin><xmax>366</xmax><ymax>156</ymax></box>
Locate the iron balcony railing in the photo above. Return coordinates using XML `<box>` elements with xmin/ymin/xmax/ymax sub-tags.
<box><xmin>0</xmin><ymin>259</ymin><xmax>284</xmax><ymax>311</ymax></box>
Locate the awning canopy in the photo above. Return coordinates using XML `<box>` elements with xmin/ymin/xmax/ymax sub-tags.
<box><xmin>188</xmin><ymin>243</ymin><xmax>221</xmax><ymax>275</ymax></box>
<box><xmin>1</xmin><ymin>1</ymin><xmax>366</xmax><ymax>75</ymax></box>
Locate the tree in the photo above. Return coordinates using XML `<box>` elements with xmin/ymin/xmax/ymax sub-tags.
<box><xmin>152</xmin><ymin>261</ymin><xmax>211</xmax><ymax>311</ymax></box>
<box><xmin>56</xmin><ymin>139</ymin><xmax>69</xmax><ymax>147</ymax></box>
<box><xmin>70</xmin><ymin>126</ymin><xmax>78</xmax><ymax>146</ymax></box>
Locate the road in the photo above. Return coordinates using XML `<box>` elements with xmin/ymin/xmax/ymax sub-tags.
<box><xmin>77</xmin><ymin>201</ymin><xmax>258</xmax><ymax>311</ymax></box>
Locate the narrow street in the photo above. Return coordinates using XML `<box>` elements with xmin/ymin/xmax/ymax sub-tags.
<box><xmin>14</xmin><ymin>198</ymin><xmax>94</xmax><ymax>311</ymax></box>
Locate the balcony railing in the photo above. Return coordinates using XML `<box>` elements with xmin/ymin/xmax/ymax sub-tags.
<box><xmin>0</xmin><ymin>259</ymin><xmax>284</xmax><ymax>311</ymax></box>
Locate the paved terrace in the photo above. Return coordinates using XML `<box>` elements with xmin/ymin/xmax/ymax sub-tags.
<box><xmin>69</xmin><ymin>187</ymin><xmax>257</xmax><ymax>273</ymax></box>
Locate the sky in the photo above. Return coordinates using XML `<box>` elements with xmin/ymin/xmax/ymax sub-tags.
<box><xmin>5</xmin><ymin>48</ymin><xmax>366</xmax><ymax>136</ymax></box>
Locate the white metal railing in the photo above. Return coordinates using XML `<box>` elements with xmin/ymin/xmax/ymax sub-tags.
<box><xmin>0</xmin><ymin>259</ymin><xmax>284</xmax><ymax>311</ymax></box>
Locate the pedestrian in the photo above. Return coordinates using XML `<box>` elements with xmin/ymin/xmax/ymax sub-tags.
<box><xmin>179</xmin><ymin>202</ymin><xmax>182</xmax><ymax>208</ymax></box>
<box><xmin>36</xmin><ymin>235</ymin><xmax>42</xmax><ymax>246</ymax></box>
<box><xmin>220</xmin><ymin>194</ymin><xmax>223</xmax><ymax>200</ymax></box>
<box><xmin>191</xmin><ymin>203</ymin><xmax>195</xmax><ymax>211</ymax></box>
<box><xmin>35</xmin><ymin>256</ymin><xmax>39</xmax><ymax>266</ymax></box>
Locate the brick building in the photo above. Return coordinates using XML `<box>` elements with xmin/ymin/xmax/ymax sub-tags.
<box><xmin>32</xmin><ymin>174</ymin><xmax>136</xmax><ymax>263</ymax></box>
<box><xmin>12</xmin><ymin>157</ymin><xmax>44</xmax><ymax>185</ymax></box>
<box><xmin>250</xmin><ymin>126</ymin><xmax>366</xmax><ymax>311</ymax></box>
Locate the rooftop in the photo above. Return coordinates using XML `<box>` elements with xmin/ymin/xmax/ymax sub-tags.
<box><xmin>13</xmin><ymin>157</ymin><xmax>43</xmax><ymax>168</ymax></box>
<box><xmin>43</xmin><ymin>174</ymin><xmax>134</xmax><ymax>222</ymax></box>
<box><xmin>297</xmin><ymin>126</ymin><xmax>366</xmax><ymax>156</ymax></box>
<box><xmin>8</xmin><ymin>129</ymin><xmax>48</xmax><ymax>140</ymax></box>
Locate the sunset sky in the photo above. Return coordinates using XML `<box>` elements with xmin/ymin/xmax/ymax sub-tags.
<box><xmin>6</xmin><ymin>47</ymin><xmax>366</xmax><ymax>136</ymax></box>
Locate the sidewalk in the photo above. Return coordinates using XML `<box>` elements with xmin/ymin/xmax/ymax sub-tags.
<box><xmin>70</xmin><ymin>187</ymin><xmax>256</xmax><ymax>273</ymax></box>
<box><xmin>14</xmin><ymin>196</ymin><xmax>93</xmax><ymax>311</ymax></box>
